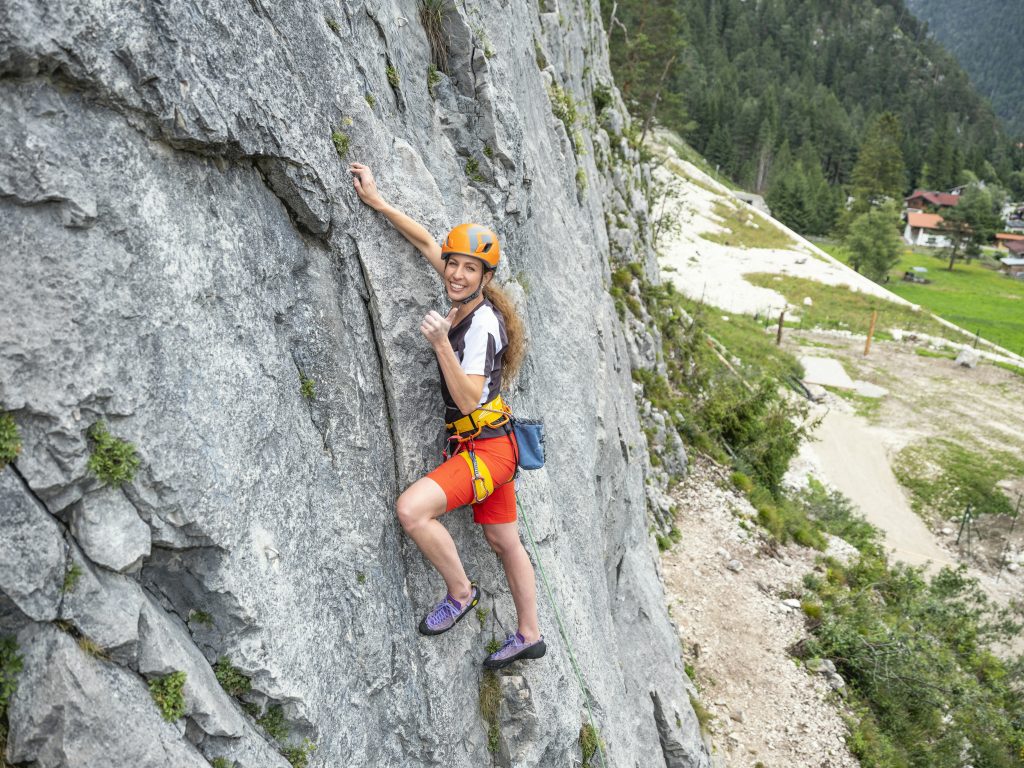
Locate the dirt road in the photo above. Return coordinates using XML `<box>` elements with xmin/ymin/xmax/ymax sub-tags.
<box><xmin>804</xmin><ymin>408</ymin><xmax>957</xmax><ymax>572</ymax></box>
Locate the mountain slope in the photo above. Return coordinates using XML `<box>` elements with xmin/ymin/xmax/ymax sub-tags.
<box><xmin>906</xmin><ymin>0</ymin><xmax>1024</xmax><ymax>136</ymax></box>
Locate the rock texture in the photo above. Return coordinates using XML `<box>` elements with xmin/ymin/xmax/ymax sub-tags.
<box><xmin>1</xmin><ymin>1</ymin><xmax>708</xmax><ymax>766</ymax></box>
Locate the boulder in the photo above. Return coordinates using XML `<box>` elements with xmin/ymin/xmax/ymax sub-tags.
<box><xmin>956</xmin><ymin>348</ymin><xmax>981</xmax><ymax>368</ymax></box>
<box><xmin>70</xmin><ymin>486</ymin><xmax>151</xmax><ymax>573</ymax></box>
<box><xmin>6</xmin><ymin>623</ymin><xmax>210</xmax><ymax>768</ymax></box>
<box><xmin>0</xmin><ymin>470</ymin><xmax>65</xmax><ymax>621</ymax></box>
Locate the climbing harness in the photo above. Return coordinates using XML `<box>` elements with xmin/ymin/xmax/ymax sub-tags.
<box><xmin>445</xmin><ymin>394</ymin><xmax>511</xmax><ymax>439</ymax></box>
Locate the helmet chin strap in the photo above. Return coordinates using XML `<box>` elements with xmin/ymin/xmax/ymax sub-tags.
<box><xmin>456</xmin><ymin>269</ymin><xmax>491</xmax><ymax>306</ymax></box>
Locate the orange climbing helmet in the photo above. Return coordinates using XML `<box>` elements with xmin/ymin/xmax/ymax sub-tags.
<box><xmin>441</xmin><ymin>223</ymin><xmax>501</xmax><ymax>270</ymax></box>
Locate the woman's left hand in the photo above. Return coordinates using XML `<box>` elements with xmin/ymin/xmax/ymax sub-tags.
<box><xmin>420</xmin><ymin>308</ymin><xmax>459</xmax><ymax>347</ymax></box>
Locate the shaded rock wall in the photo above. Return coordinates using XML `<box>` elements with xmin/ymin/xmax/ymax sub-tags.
<box><xmin>0</xmin><ymin>0</ymin><xmax>708</xmax><ymax>765</ymax></box>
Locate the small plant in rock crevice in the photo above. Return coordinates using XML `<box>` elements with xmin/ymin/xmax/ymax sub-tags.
<box><xmin>258</xmin><ymin>704</ymin><xmax>289</xmax><ymax>741</ymax></box>
<box><xmin>364</xmin><ymin>92</ymin><xmax>376</xmax><ymax>109</ymax></box>
<box><xmin>579</xmin><ymin>722</ymin><xmax>602</xmax><ymax>767</ymax></box>
<box><xmin>210</xmin><ymin>758</ymin><xmax>232</xmax><ymax>768</ymax></box>
<box><xmin>475</xmin><ymin>606</ymin><xmax>489</xmax><ymax>627</ymax></box>
<box><xmin>0</xmin><ymin>412</ymin><xmax>21</xmax><ymax>470</ymax></box>
<box><xmin>427</xmin><ymin>64</ymin><xmax>441</xmax><ymax>97</ymax></box>
<box><xmin>214</xmin><ymin>656</ymin><xmax>251</xmax><ymax>698</ymax></box>
<box><xmin>189</xmin><ymin>609</ymin><xmax>214</xmax><ymax>627</ymax></box>
<box><xmin>386</xmin><ymin>64</ymin><xmax>400</xmax><ymax>89</ymax></box>
<box><xmin>420</xmin><ymin>0</ymin><xmax>449</xmax><ymax>73</ymax></box>
<box><xmin>86</xmin><ymin>421</ymin><xmax>140</xmax><ymax>487</ymax></box>
<box><xmin>485</xmin><ymin>637</ymin><xmax>501</xmax><ymax>654</ymax></box>
<box><xmin>0</xmin><ymin>636</ymin><xmax>23</xmax><ymax>761</ymax></box>
<box><xmin>464</xmin><ymin>157</ymin><xmax>484</xmax><ymax>183</ymax></box>
<box><xmin>325</xmin><ymin>16</ymin><xmax>340</xmax><ymax>34</ymax></box>
<box><xmin>62</xmin><ymin>562</ymin><xmax>83</xmax><ymax>594</ymax></box>
<box><xmin>331</xmin><ymin>130</ymin><xmax>349</xmax><ymax>160</ymax></box>
<box><xmin>148</xmin><ymin>670</ymin><xmax>187</xmax><ymax>722</ymax></box>
<box><xmin>281</xmin><ymin>739</ymin><xmax>317</xmax><ymax>768</ymax></box>
<box><xmin>299</xmin><ymin>372</ymin><xmax>316</xmax><ymax>401</ymax></box>
<box><xmin>479</xmin><ymin>670</ymin><xmax>501</xmax><ymax>753</ymax></box>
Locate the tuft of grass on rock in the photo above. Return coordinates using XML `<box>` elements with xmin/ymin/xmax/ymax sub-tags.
<box><xmin>62</xmin><ymin>562</ymin><xmax>84</xmax><ymax>594</ymax></box>
<box><xmin>579</xmin><ymin>722</ymin><xmax>601</xmax><ymax>767</ymax></box>
<box><xmin>0</xmin><ymin>412</ymin><xmax>21</xmax><ymax>470</ymax></box>
<box><xmin>386</xmin><ymin>64</ymin><xmax>400</xmax><ymax>89</ymax></box>
<box><xmin>86</xmin><ymin>421</ymin><xmax>140</xmax><ymax>487</ymax></box>
<box><xmin>479</xmin><ymin>670</ymin><xmax>501</xmax><ymax>753</ymax></box>
<box><xmin>331</xmin><ymin>130</ymin><xmax>349</xmax><ymax>160</ymax></box>
<box><xmin>325</xmin><ymin>16</ymin><xmax>339</xmax><ymax>33</ymax></box>
<box><xmin>485</xmin><ymin>637</ymin><xmax>501</xmax><ymax>654</ymax></box>
<box><xmin>464</xmin><ymin>157</ymin><xmax>484</xmax><ymax>183</ymax></box>
<box><xmin>210</xmin><ymin>758</ymin><xmax>233</xmax><ymax>768</ymax></box>
<box><xmin>364</xmin><ymin>92</ymin><xmax>376</xmax><ymax>109</ymax></box>
<box><xmin>299</xmin><ymin>372</ymin><xmax>316</xmax><ymax>401</ymax></box>
<box><xmin>427</xmin><ymin>64</ymin><xmax>441</xmax><ymax>97</ymax></box>
<box><xmin>189</xmin><ymin>609</ymin><xmax>214</xmax><ymax>627</ymax></box>
<box><xmin>148</xmin><ymin>670</ymin><xmax>187</xmax><ymax>722</ymax></box>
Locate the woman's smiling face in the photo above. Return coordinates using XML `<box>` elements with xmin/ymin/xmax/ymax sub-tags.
<box><xmin>443</xmin><ymin>253</ymin><xmax>488</xmax><ymax>302</ymax></box>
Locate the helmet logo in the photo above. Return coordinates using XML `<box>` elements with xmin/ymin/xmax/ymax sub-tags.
<box><xmin>467</xmin><ymin>225</ymin><xmax>494</xmax><ymax>254</ymax></box>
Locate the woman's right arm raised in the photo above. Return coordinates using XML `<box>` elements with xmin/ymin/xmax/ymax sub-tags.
<box><xmin>348</xmin><ymin>162</ymin><xmax>445</xmax><ymax>276</ymax></box>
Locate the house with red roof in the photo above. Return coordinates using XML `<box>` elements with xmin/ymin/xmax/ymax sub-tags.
<box><xmin>903</xmin><ymin>212</ymin><xmax>955</xmax><ymax>248</ymax></box>
<box><xmin>904</xmin><ymin>189</ymin><xmax>961</xmax><ymax>212</ymax></box>
<box><xmin>996</xmin><ymin>233</ymin><xmax>1024</xmax><ymax>251</ymax></box>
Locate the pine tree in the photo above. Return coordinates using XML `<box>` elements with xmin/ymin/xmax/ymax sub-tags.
<box><xmin>850</xmin><ymin>112</ymin><xmax>907</xmax><ymax>214</ymax></box>
<box><xmin>844</xmin><ymin>204</ymin><xmax>903</xmax><ymax>282</ymax></box>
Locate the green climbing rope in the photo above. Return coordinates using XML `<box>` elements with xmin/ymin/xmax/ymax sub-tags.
<box><xmin>518</xmin><ymin>495</ymin><xmax>608</xmax><ymax>768</ymax></box>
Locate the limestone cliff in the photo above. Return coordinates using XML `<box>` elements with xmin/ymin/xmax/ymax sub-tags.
<box><xmin>0</xmin><ymin>1</ymin><xmax>707</xmax><ymax>766</ymax></box>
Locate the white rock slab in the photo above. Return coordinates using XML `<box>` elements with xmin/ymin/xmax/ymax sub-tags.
<box><xmin>800</xmin><ymin>357</ymin><xmax>855</xmax><ymax>389</ymax></box>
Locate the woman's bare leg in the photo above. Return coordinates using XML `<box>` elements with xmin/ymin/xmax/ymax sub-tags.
<box><xmin>396</xmin><ymin>476</ymin><xmax>473</xmax><ymax>603</ymax></box>
<box><xmin>482</xmin><ymin>523</ymin><xmax>540</xmax><ymax>642</ymax></box>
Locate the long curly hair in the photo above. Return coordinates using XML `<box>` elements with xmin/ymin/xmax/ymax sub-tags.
<box><xmin>483</xmin><ymin>281</ymin><xmax>526</xmax><ymax>385</ymax></box>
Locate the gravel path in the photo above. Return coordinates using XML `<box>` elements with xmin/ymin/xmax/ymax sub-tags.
<box><xmin>661</xmin><ymin>457</ymin><xmax>860</xmax><ymax>768</ymax></box>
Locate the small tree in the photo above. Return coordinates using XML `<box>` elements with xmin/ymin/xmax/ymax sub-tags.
<box><xmin>844</xmin><ymin>204</ymin><xmax>903</xmax><ymax>282</ymax></box>
<box><xmin>941</xmin><ymin>183</ymin><xmax>1004</xmax><ymax>270</ymax></box>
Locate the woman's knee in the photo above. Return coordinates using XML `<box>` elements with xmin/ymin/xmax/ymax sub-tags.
<box><xmin>483</xmin><ymin>525</ymin><xmax>519</xmax><ymax>558</ymax></box>
<box><xmin>396</xmin><ymin>480</ymin><xmax>446</xmax><ymax>533</ymax></box>
<box><xmin>396</xmin><ymin>492</ymin><xmax>426</xmax><ymax>533</ymax></box>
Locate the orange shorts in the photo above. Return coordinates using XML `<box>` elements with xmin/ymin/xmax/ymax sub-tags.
<box><xmin>427</xmin><ymin>433</ymin><xmax>518</xmax><ymax>525</ymax></box>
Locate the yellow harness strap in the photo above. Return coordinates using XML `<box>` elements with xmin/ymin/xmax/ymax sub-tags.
<box><xmin>446</xmin><ymin>394</ymin><xmax>510</xmax><ymax>438</ymax></box>
<box><xmin>460</xmin><ymin>449</ymin><xmax>494</xmax><ymax>504</ymax></box>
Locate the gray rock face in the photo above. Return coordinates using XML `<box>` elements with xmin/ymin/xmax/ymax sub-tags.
<box><xmin>0</xmin><ymin>469</ymin><xmax>65</xmax><ymax>622</ymax></box>
<box><xmin>0</xmin><ymin>0</ymin><xmax>709</xmax><ymax>766</ymax></box>
<box><xmin>6</xmin><ymin>623</ymin><xmax>210</xmax><ymax>768</ymax></box>
<box><xmin>70</xmin><ymin>486</ymin><xmax>151</xmax><ymax>573</ymax></box>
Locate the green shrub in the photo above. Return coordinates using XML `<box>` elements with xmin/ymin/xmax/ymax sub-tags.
<box><xmin>730</xmin><ymin>471</ymin><xmax>754</xmax><ymax>494</ymax></box>
<box><xmin>189</xmin><ymin>609</ymin><xmax>214</xmax><ymax>627</ymax></box>
<box><xmin>485</xmin><ymin>638</ymin><xmax>501</xmax><ymax>654</ymax></box>
<box><xmin>592</xmin><ymin>82</ymin><xmax>612</xmax><ymax>114</ymax></box>
<box><xmin>464</xmin><ymin>157</ymin><xmax>484</xmax><ymax>183</ymax></box>
<box><xmin>364</xmin><ymin>93</ymin><xmax>376</xmax><ymax>108</ymax></box>
<box><xmin>575</xmin><ymin>167</ymin><xmax>587</xmax><ymax>195</ymax></box>
<box><xmin>148</xmin><ymin>670</ymin><xmax>187</xmax><ymax>722</ymax></box>
<box><xmin>213</xmin><ymin>656</ymin><xmax>251</xmax><ymax>698</ymax></box>
<box><xmin>0</xmin><ymin>412</ymin><xmax>21</xmax><ymax>469</ymax></box>
<box><xmin>281</xmin><ymin>739</ymin><xmax>316</xmax><ymax>768</ymax></box>
<box><xmin>548</xmin><ymin>82</ymin><xmax>578</xmax><ymax>131</ymax></box>
<box><xmin>86</xmin><ymin>421</ymin><xmax>140</xmax><ymax>487</ymax></box>
<box><xmin>210</xmin><ymin>758</ymin><xmax>232</xmax><ymax>768</ymax></box>
<box><xmin>800</xmin><ymin>600</ymin><xmax>823</xmax><ymax>621</ymax></box>
<box><xmin>258</xmin><ymin>705</ymin><xmax>289</xmax><ymax>740</ymax></box>
<box><xmin>386</xmin><ymin>64</ymin><xmax>400</xmax><ymax>89</ymax></box>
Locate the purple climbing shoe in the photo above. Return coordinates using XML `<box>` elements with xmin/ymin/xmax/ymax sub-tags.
<box><xmin>418</xmin><ymin>583</ymin><xmax>479</xmax><ymax>636</ymax></box>
<box><xmin>483</xmin><ymin>632</ymin><xmax>546</xmax><ymax>669</ymax></box>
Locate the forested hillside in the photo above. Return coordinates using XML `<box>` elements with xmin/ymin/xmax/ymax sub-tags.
<box><xmin>906</xmin><ymin>0</ymin><xmax>1024</xmax><ymax>137</ymax></box>
<box><xmin>604</xmin><ymin>0</ymin><xmax>1024</xmax><ymax>235</ymax></box>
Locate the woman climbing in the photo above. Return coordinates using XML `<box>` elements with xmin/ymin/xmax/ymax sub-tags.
<box><xmin>348</xmin><ymin>162</ymin><xmax>545</xmax><ymax>670</ymax></box>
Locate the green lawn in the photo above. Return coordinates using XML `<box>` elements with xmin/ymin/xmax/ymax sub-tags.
<box><xmin>744</xmin><ymin>273</ymin><xmax>956</xmax><ymax>340</ymax></box>
<box><xmin>884</xmin><ymin>249</ymin><xmax>1024</xmax><ymax>356</ymax></box>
